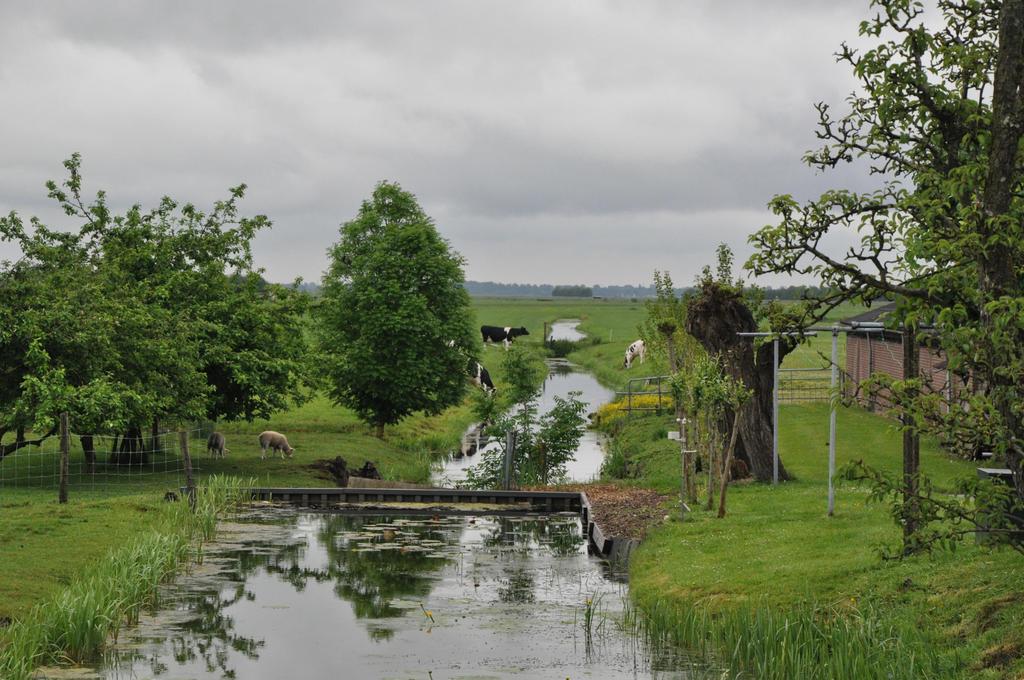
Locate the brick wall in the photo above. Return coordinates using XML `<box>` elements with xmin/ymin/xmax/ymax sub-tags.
<box><xmin>846</xmin><ymin>332</ymin><xmax>963</xmax><ymax>411</ymax></box>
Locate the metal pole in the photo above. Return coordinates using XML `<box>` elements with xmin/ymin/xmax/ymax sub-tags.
<box><xmin>773</xmin><ymin>338</ymin><xmax>779</xmax><ymax>486</ymax></box>
<box><xmin>679</xmin><ymin>417</ymin><xmax>687</xmax><ymax>521</ymax></box>
<box><xmin>828</xmin><ymin>327</ymin><xmax>838</xmax><ymax>516</ymax></box>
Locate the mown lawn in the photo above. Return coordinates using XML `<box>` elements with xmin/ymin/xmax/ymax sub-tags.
<box><xmin>0</xmin><ymin>492</ymin><xmax>164</xmax><ymax>621</ymax></box>
<box><xmin>602</xmin><ymin>404</ymin><xmax>1024</xmax><ymax>678</ymax></box>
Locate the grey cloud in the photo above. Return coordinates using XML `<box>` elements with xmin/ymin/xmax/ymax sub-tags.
<box><xmin>0</xmin><ymin>0</ymin><xmax>881</xmax><ymax>286</ymax></box>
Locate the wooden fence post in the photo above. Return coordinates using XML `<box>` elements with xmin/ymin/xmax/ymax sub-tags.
<box><xmin>58</xmin><ymin>412</ymin><xmax>69</xmax><ymax>504</ymax></box>
<box><xmin>902</xmin><ymin>326</ymin><xmax>921</xmax><ymax>551</ymax></box>
<box><xmin>180</xmin><ymin>430</ymin><xmax>196</xmax><ymax>509</ymax></box>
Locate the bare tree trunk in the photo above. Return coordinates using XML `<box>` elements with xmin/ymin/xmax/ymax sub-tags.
<box><xmin>718</xmin><ymin>409</ymin><xmax>743</xmax><ymax>518</ymax></box>
<box><xmin>111</xmin><ymin>425</ymin><xmax>147</xmax><ymax>466</ymax></box>
<box><xmin>376</xmin><ymin>423</ymin><xmax>385</xmax><ymax>439</ymax></box>
<box><xmin>80</xmin><ymin>435</ymin><xmax>96</xmax><ymax>474</ymax></box>
<box><xmin>686</xmin><ymin>283</ymin><xmax>795</xmax><ymax>482</ymax></box>
<box><xmin>704</xmin><ymin>412</ymin><xmax>716</xmax><ymax>511</ymax></box>
<box><xmin>150</xmin><ymin>418</ymin><xmax>160</xmax><ymax>455</ymax></box>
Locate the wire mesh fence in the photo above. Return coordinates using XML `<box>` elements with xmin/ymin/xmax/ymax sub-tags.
<box><xmin>615</xmin><ymin>375</ymin><xmax>673</xmax><ymax>416</ymax></box>
<box><xmin>778</xmin><ymin>368</ymin><xmax>839</xmax><ymax>403</ymax></box>
<box><xmin>0</xmin><ymin>424</ymin><xmax>208</xmax><ymax>497</ymax></box>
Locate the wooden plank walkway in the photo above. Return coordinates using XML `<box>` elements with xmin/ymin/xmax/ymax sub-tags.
<box><xmin>246</xmin><ymin>486</ymin><xmax>584</xmax><ymax>512</ymax></box>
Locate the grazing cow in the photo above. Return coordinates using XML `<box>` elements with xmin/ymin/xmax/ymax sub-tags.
<box><xmin>470</xmin><ymin>361</ymin><xmax>496</xmax><ymax>394</ymax></box>
<box><xmin>624</xmin><ymin>339</ymin><xmax>646</xmax><ymax>369</ymax></box>
<box><xmin>258</xmin><ymin>431</ymin><xmax>295</xmax><ymax>460</ymax></box>
<box><xmin>206</xmin><ymin>432</ymin><xmax>228</xmax><ymax>458</ymax></box>
<box><xmin>481</xmin><ymin>325</ymin><xmax>529</xmax><ymax>350</ymax></box>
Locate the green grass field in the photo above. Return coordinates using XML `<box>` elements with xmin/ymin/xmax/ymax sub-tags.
<box><xmin>602</xmin><ymin>405</ymin><xmax>1023</xmax><ymax>678</ymax></box>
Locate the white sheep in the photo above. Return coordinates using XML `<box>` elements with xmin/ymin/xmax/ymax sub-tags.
<box><xmin>258</xmin><ymin>431</ymin><xmax>295</xmax><ymax>460</ymax></box>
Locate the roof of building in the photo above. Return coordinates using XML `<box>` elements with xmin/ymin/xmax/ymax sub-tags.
<box><xmin>840</xmin><ymin>301</ymin><xmax>897</xmax><ymax>326</ymax></box>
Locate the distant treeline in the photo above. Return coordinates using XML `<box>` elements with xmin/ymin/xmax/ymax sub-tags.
<box><xmin>460</xmin><ymin>280</ymin><xmax>834</xmax><ymax>300</ymax></box>
<box><xmin>552</xmin><ymin>285</ymin><xmax>592</xmax><ymax>297</ymax></box>
<box><xmin>291</xmin><ymin>279</ymin><xmax>833</xmax><ymax>300</ymax></box>
<box><xmin>463</xmin><ymin>280</ymin><xmax>669</xmax><ymax>298</ymax></box>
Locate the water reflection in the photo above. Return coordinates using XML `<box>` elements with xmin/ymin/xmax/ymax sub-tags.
<box><xmin>440</xmin><ymin>362</ymin><xmax>615</xmax><ymax>485</ymax></box>
<box><xmin>85</xmin><ymin>513</ymin><xmax>706</xmax><ymax>680</ymax></box>
<box><xmin>549</xmin><ymin>319</ymin><xmax>587</xmax><ymax>342</ymax></box>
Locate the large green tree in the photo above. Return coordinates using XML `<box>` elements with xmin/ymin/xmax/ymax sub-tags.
<box><xmin>317</xmin><ymin>181</ymin><xmax>477</xmax><ymax>437</ymax></box>
<box><xmin>0</xmin><ymin>155</ymin><xmax>311</xmax><ymax>465</ymax></box>
<box><xmin>748</xmin><ymin>1</ymin><xmax>1024</xmax><ymax>504</ymax></box>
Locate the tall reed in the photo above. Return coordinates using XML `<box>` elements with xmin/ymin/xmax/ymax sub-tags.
<box><xmin>626</xmin><ymin>593</ymin><xmax>957</xmax><ymax>680</ymax></box>
<box><xmin>0</xmin><ymin>476</ymin><xmax>253</xmax><ymax>680</ymax></box>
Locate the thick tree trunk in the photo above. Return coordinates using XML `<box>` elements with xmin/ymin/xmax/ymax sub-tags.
<box><xmin>150</xmin><ymin>419</ymin><xmax>160</xmax><ymax>455</ymax></box>
<box><xmin>686</xmin><ymin>283</ymin><xmax>795</xmax><ymax>482</ymax></box>
<box><xmin>376</xmin><ymin>423</ymin><xmax>385</xmax><ymax>439</ymax></box>
<box><xmin>111</xmin><ymin>425</ymin><xmax>147</xmax><ymax>466</ymax></box>
<box><xmin>80</xmin><ymin>435</ymin><xmax>96</xmax><ymax>474</ymax></box>
<box><xmin>979</xmin><ymin>0</ymin><xmax>1024</xmax><ymax>499</ymax></box>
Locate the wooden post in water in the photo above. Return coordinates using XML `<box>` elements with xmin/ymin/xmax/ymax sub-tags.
<box><xmin>503</xmin><ymin>431</ymin><xmax>515</xmax><ymax>490</ymax></box>
<box><xmin>180</xmin><ymin>430</ymin><xmax>196</xmax><ymax>509</ymax></box>
<box><xmin>58</xmin><ymin>412</ymin><xmax>69</xmax><ymax>504</ymax></box>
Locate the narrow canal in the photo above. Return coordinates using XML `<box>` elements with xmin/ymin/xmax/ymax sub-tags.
<box><xmin>437</xmin><ymin>320</ymin><xmax>615</xmax><ymax>487</ymax></box>
<box><xmin>71</xmin><ymin>511</ymin><xmax>709</xmax><ymax>679</ymax></box>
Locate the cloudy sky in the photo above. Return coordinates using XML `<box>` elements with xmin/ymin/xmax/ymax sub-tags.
<box><xmin>0</xmin><ymin>1</ymin><xmax>879</xmax><ymax>287</ymax></box>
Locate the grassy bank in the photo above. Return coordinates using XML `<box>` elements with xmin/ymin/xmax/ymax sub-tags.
<box><xmin>0</xmin><ymin>477</ymin><xmax>251</xmax><ymax>680</ymax></box>
<box><xmin>600</xmin><ymin>404</ymin><xmax>1024</xmax><ymax>678</ymax></box>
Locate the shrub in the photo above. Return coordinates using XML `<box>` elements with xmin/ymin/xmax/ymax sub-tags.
<box><xmin>546</xmin><ymin>338</ymin><xmax>582</xmax><ymax>358</ymax></box>
<box><xmin>592</xmin><ymin>395</ymin><xmax>674</xmax><ymax>430</ymax></box>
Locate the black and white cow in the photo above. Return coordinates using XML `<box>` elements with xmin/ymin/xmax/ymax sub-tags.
<box><xmin>624</xmin><ymin>339</ymin><xmax>646</xmax><ymax>369</ymax></box>
<box><xmin>481</xmin><ymin>325</ymin><xmax>529</xmax><ymax>350</ymax></box>
<box><xmin>469</xmin><ymin>361</ymin><xmax>496</xmax><ymax>394</ymax></box>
